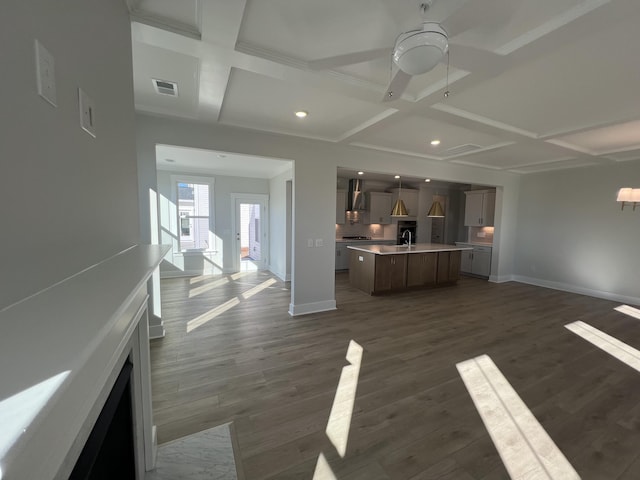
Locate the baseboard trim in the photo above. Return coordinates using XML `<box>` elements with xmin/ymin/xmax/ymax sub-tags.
<box><xmin>288</xmin><ymin>300</ymin><xmax>337</xmax><ymax>316</ymax></box>
<box><xmin>148</xmin><ymin>323</ymin><xmax>165</xmax><ymax>340</ymax></box>
<box><xmin>489</xmin><ymin>274</ymin><xmax>516</xmax><ymax>283</ymax></box>
<box><xmin>512</xmin><ymin>275</ymin><xmax>640</xmax><ymax>306</ymax></box>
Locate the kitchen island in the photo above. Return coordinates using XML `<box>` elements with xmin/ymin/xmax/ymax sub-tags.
<box><xmin>347</xmin><ymin>243</ymin><xmax>473</xmax><ymax>295</ymax></box>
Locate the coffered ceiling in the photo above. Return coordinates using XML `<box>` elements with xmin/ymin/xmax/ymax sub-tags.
<box><xmin>128</xmin><ymin>0</ymin><xmax>640</xmax><ymax>174</ymax></box>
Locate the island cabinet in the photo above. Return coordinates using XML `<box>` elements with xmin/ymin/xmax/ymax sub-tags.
<box><xmin>374</xmin><ymin>254</ymin><xmax>407</xmax><ymax>291</ymax></box>
<box><xmin>349</xmin><ymin>251</ymin><xmax>406</xmax><ymax>294</ymax></box>
<box><xmin>437</xmin><ymin>250</ymin><xmax>461</xmax><ymax>283</ymax></box>
<box><xmin>348</xmin><ymin>244</ymin><xmax>470</xmax><ymax>295</ymax></box>
<box><xmin>407</xmin><ymin>253</ymin><xmax>437</xmax><ymax>287</ymax></box>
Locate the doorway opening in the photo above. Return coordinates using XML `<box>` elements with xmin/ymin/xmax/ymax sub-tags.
<box><xmin>231</xmin><ymin>194</ymin><xmax>269</xmax><ymax>273</ymax></box>
<box><xmin>239</xmin><ymin>202</ymin><xmax>262</xmax><ymax>271</ymax></box>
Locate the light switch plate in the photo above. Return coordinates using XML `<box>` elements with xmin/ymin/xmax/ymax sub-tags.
<box><xmin>307</xmin><ymin>239</ymin><xmax>313</xmax><ymax>248</ymax></box>
<box><xmin>78</xmin><ymin>88</ymin><xmax>96</xmax><ymax>137</ymax></box>
<box><xmin>315</xmin><ymin>239</ymin><xmax>323</xmax><ymax>247</ymax></box>
<box><xmin>35</xmin><ymin>40</ymin><xmax>57</xmax><ymax>107</ymax></box>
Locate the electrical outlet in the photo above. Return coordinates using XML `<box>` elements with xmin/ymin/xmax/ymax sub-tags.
<box><xmin>315</xmin><ymin>239</ymin><xmax>323</xmax><ymax>247</ymax></box>
<box><xmin>78</xmin><ymin>88</ymin><xmax>96</xmax><ymax>137</ymax></box>
<box><xmin>35</xmin><ymin>40</ymin><xmax>56</xmax><ymax>107</ymax></box>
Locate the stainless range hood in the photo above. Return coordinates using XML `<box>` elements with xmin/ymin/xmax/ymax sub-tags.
<box><xmin>347</xmin><ymin>179</ymin><xmax>365</xmax><ymax>211</ymax></box>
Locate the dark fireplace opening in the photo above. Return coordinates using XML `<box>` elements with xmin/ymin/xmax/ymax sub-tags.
<box><xmin>70</xmin><ymin>359</ymin><xmax>136</xmax><ymax>480</ymax></box>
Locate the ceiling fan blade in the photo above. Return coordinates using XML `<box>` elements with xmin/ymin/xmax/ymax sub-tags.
<box><xmin>308</xmin><ymin>47</ymin><xmax>391</xmax><ymax>70</ymax></box>
<box><xmin>382</xmin><ymin>69</ymin><xmax>412</xmax><ymax>102</ymax></box>
<box><xmin>443</xmin><ymin>0</ymin><xmax>520</xmax><ymax>38</ymax></box>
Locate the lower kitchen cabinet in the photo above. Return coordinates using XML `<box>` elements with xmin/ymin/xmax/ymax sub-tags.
<box><xmin>335</xmin><ymin>243</ymin><xmax>350</xmax><ymax>270</ymax></box>
<box><xmin>407</xmin><ymin>253</ymin><xmax>437</xmax><ymax>287</ymax></box>
<box><xmin>349</xmin><ymin>248</ymin><xmax>464</xmax><ymax>295</ymax></box>
<box><xmin>437</xmin><ymin>250</ymin><xmax>461</xmax><ymax>283</ymax></box>
<box><xmin>458</xmin><ymin>243</ymin><xmax>492</xmax><ymax>277</ymax></box>
<box><xmin>374</xmin><ymin>254</ymin><xmax>407</xmax><ymax>292</ymax></box>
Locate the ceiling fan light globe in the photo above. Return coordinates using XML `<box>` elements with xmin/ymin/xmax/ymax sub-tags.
<box><xmin>393</xmin><ymin>23</ymin><xmax>448</xmax><ymax>76</ymax></box>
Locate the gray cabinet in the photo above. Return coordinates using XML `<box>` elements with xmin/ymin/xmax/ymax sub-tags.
<box><xmin>336</xmin><ymin>190</ymin><xmax>346</xmax><ymax>224</ymax></box>
<box><xmin>458</xmin><ymin>243</ymin><xmax>492</xmax><ymax>277</ymax></box>
<box><xmin>335</xmin><ymin>243</ymin><xmax>349</xmax><ymax>270</ymax></box>
<box><xmin>365</xmin><ymin>192</ymin><xmax>392</xmax><ymax>224</ymax></box>
<box><xmin>464</xmin><ymin>190</ymin><xmax>495</xmax><ymax>226</ymax></box>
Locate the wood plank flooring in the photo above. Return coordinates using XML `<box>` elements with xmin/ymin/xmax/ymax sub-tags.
<box><xmin>151</xmin><ymin>271</ymin><xmax>640</xmax><ymax>479</ymax></box>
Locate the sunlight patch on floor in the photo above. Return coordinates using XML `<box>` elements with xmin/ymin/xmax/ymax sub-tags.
<box><xmin>189</xmin><ymin>277</ymin><xmax>229</xmax><ymax>298</ymax></box>
<box><xmin>230</xmin><ymin>272</ymin><xmax>249</xmax><ymax>281</ymax></box>
<box><xmin>614</xmin><ymin>304</ymin><xmax>640</xmax><ymax>321</ymax></box>
<box><xmin>187</xmin><ymin>298</ymin><xmax>240</xmax><ymax>333</ymax></box>
<box><xmin>325</xmin><ymin>340</ymin><xmax>363</xmax><ymax>458</ymax></box>
<box><xmin>241</xmin><ymin>278</ymin><xmax>277</xmax><ymax>300</ymax></box>
<box><xmin>312</xmin><ymin>452</ymin><xmax>337</xmax><ymax>480</ymax></box>
<box><xmin>457</xmin><ymin>355</ymin><xmax>579</xmax><ymax>480</ymax></box>
<box><xmin>189</xmin><ymin>274</ymin><xmax>212</xmax><ymax>285</ymax></box>
<box><xmin>566</xmin><ymin>320</ymin><xmax>640</xmax><ymax>371</ymax></box>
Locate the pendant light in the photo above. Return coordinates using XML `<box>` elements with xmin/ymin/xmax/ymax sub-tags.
<box><xmin>391</xmin><ymin>177</ymin><xmax>408</xmax><ymax>217</ymax></box>
<box><xmin>427</xmin><ymin>194</ymin><xmax>445</xmax><ymax>217</ymax></box>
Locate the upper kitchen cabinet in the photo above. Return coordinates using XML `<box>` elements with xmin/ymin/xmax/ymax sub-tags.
<box><xmin>464</xmin><ymin>190</ymin><xmax>496</xmax><ymax>227</ymax></box>
<box><xmin>364</xmin><ymin>192</ymin><xmax>392</xmax><ymax>224</ymax></box>
<box><xmin>336</xmin><ymin>190</ymin><xmax>346</xmax><ymax>224</ymax></box>
<box><xmin>388</xmin><ymin>188</ymin><xmax>419</xmax><ymax>217</ymax></box>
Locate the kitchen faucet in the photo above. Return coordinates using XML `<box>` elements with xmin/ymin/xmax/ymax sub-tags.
<box><xmin>402</xmin><ymin>229</ymin><xmax>412</xmax><ymax>246</ymax></box>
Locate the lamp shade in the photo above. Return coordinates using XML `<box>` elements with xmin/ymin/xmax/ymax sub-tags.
<box><xmin>617</xmin><ymin>188</ymin><xmax>633</xmax><ymax>202</ymax></box>
<box><xmin>391</xmin><ymin>199</ymin><xmax>408</xmax><ymax>217</ymax></box>
<box><xmin>427</xmin><ymin>201</ymin><xmax>445</xmax><ymax>217</ymax></box>
<box><xmin>632</xmin><ymin>188</ymin><xmax>640</xmax><ymax>202</ymax></box>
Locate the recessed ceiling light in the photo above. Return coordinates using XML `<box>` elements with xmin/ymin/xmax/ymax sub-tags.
<box><xmin>357</xmin><ymin>171</ymin><xmax>364</xmax><ymax>175</ymax></box>
<box><xmin>394</xmin><ymin>175</ymin><xmax>400</xmax><ymax>179</ymax></box>
<box><xmin>217</xmin><ymin>154</ymin><xmax>226</xmax><ymax>158</ymax></box>
<box><xmin>165</xmin><ymin>158</ymin><xmax>175</xmax><ymax>163</ymax></box>
<box><xmin>425</xmin><ymin>178</ymin><xmax>431</xmax><ymax>182</ymax></box>
<box><xmin>430</xmin><ymin>140</ymin><xmax>441</xmax><ymax>146</ymax></box>
<box><xmin>295</xmin><ymin>111</ymin><xmax>308</xmax><ymax>118</ymax></box>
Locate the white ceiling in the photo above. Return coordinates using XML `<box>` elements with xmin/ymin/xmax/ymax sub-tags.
<box><xmin>129</xmin><ymin>0</ymin><xmax>640</xmax><ymax>174</ymax></box>
<box><xmin>156</xmin><ymin>144</ymin><xmax>292</xmax><ymax>179</ymax></box>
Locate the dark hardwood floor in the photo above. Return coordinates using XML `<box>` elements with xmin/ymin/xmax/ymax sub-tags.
<box><xmin>151</xmin><ymin>271</ymin><xmax>640</xmax><ymax>479</ymax></box>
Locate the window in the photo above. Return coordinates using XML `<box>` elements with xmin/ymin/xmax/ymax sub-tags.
<box><xmin>176</xmin><ymin>181</ymin><xmax>211</xmax><ymax>251</ymax></box>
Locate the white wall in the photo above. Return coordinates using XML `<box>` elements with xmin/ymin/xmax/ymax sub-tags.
<box><xmin>136</xmin><ymin>113</ymin><xmax>521</xmax><ymax>315</ymax></box>
<box><xmin>156</xmin><ymin>170</ymin><xmax>270</xmax><ymax>276</ymax></box>
<box><xmin>1</xmin><ymin>1</ymin><xmax>139</xmax><ymax>309</ymax></box>
<box><xmin>513</xmin><ymin>162</ymin><xmax>640</xmax><ymax>304</ymax></box>
<box><xmin>269</xmin><ymin>169</ymin><xmax>293</xmax><ymax>281</ymax></box>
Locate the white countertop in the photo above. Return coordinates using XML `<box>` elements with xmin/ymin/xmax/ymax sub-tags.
<box><xmin>347</xmin><ymin>243</ymin><xmax>473</xmax><ymax>255</ymax></box>
<box><xmin>336</xmin><ymin>238</ymin><xmax>396</xmax><ymax>243</ymax></box>
<box><xmin>0</xmin><ymin>244</ymin><xmax>169</xmax><ymax>480</ymax></box>
<box><xmin>455</xmin><ymin>242</ymin><xmax>493</xmax><ymax>247</ymax></box>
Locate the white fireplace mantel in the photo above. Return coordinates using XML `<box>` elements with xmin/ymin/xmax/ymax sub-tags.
<box><xmin>0</xmin><ymin>244</ymin><xmax>169</xmax><ymax>480</ymax></box>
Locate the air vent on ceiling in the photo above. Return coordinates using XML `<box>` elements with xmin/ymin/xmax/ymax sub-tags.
<box><xmin>445</xmin><ymin>144</ymin><xmax>482</xmax><ymax>156</ymax></box>
<box><xmin>152</xmin><ymin>79</ymin><xmax>178</xmax><ymax>96</ymax></box>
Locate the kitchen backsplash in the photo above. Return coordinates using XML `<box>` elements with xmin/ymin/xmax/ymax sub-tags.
<box><xmin>468</xmin><ymin>226</ymin><xmax>494</xmax><ymax>244</ymax></box>
<box><xmin>336</xmin><ymin>220</ymin><xmax>396</xmax><ymax>239</ymax></box>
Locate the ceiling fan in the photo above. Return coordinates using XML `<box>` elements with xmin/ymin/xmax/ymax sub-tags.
<box><xmin>308</xmin><ymin>0</ymin><xmax>514</xmax><ymax>102</ymax></box>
